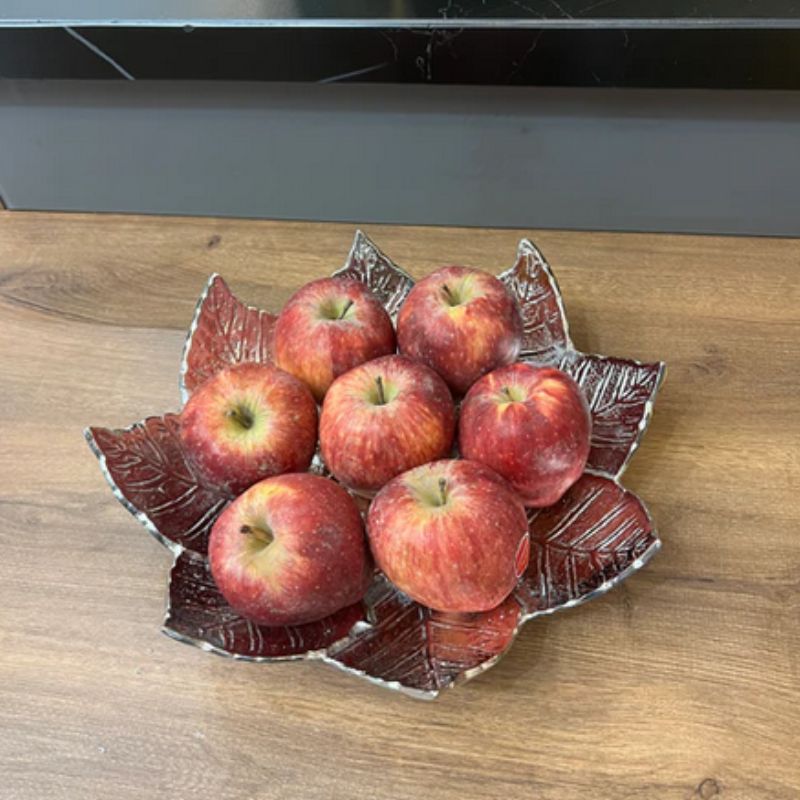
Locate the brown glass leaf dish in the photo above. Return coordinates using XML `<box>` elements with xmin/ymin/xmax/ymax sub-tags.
<box><xmin>86</xmin><ymin>231</ymin><xmax>665</xmax><ymax>699</ymax></box>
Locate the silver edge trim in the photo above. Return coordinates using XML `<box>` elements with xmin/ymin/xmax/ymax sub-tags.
<box><xmin>614</xmin><ymin>359</ymin><xmax>668</xmax><ymax>480</ymax></box>
<box><xmin>519</xmin><ymin>539</ymin><xmax>662</xmax><ymax>624</ymax></box>
<box><xmin>557</xmin><ymin>350</ymin><xmax>667</xmax><ymax>480</ymax></box>
<box><xmin>84</xmin><ymin>424</ymin><xmax>185</xmax><ymax>558</ymax></box>
<box><xmin>178</xmin><ymin>272</ymin><xmax>217</xmax><ymax>406</ymax></box>
<box><xmin>161</xmin><ymin>626</ymin><xmax>355</xmax><ymax>664</ymax></box>
<box><xmin>2</xmin><ymin>19</ymin><xmax>798</xmax><ymax>30</ymax></box>
<box><xmin>318</xmin><ymin>654</ymin><xmax>440</xmax><ymax>700</ymax></box>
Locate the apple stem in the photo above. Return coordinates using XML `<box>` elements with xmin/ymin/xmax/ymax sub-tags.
<box><xmin>438</xmin><ymin>478</ymin><xmax>448</xmax><ymax>506</ymax></box>
<box><xmin>441</xmin><ymin>283</ymin><xmax>458</xmax><ymax>306</ymax></box>
<box><xmin>226</xmin><ymin>406</ymin><xmax>254</xmax><ymax>430</ymax></box>
<box><xmin>501</xmin><ymin>386</ymin><xmax>514</xmax><ymax>402</ymax></box>
<box><xmin>338</xmin><ymin>299</ymin><xmax>354</xmax><ymax>319</ymax></box>
<box><xmin>375</xmin><ymin>375</ymin><xmax>387</xmax><ymax>405</ymax></box>
<box><xmin>240</xmin><ymin>524</ymin><xmax>274</xmax><ymax>545</ymax></box>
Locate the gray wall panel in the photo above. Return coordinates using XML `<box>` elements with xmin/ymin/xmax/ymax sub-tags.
<box><xmin>1</xmin><ymin>81</ymin><xmax>799</xmax><ymax>235</ymax></box>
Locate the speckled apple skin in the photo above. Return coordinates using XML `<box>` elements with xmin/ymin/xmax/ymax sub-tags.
<box><xmin>459</xmin><ymin>363</ymin><xmax>591</xmax><ymax>507</ymax></box>
<box><xmin>273</xmin><ymin>277</ymin><xmax>396</xmax><ymax>401</ymax></box>
<box><xmin>367</xmin><ymin>459</ymin><xmax>529</xmax><ymax>613</ymax></box>
<box><xmin>320</xmin><ymin>355</ymin><xmax>456</xmax><ymax>493</ymax></box>
<box><xmin>397</xmin><ymin>266</ymin><xmax>523</xmax><ymax>395</ymax></box>
<box><xmin>179</xmin><ymin>363</ymin><xmax>318</xmax><ymax>495</ymax></box>
<box><xmin>209</xmin><ymin>473</ymin><xmax>372</xmax><ymax>626</ymax></box>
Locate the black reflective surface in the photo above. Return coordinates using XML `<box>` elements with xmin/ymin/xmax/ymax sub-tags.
<box><xmin>3</xmin><ymin>0</ymin><xmax>800</xmax><ymax>86</ymax></box>
<box><xmin>2</xmin><ymin>25</ymin><xmax>800</xmax><ymax>88</ymax></box>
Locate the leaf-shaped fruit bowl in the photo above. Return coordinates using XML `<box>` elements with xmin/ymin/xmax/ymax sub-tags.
<box><xmin>86</xmin><ymin>232</ymin><xmax>665</xmax><ymax>699</ymax></box>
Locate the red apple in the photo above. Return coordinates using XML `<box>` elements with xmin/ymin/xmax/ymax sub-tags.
<box><xmin>367</xmin><ymin>459</ymin><xmax>529</xmax><ymax>613</ymax></box>
<box><xmin>397</xmin><ymin>266</ymin><xmax>522</xmax><ymax>395</ymax></box>
<box><xmin>273</xmin><ymin>277</ymin><xmax>395</xmax><ymax>401</ymax></box>
<box><xmin>459</xmin><ymin>363</ymin><xmax>591</xmax><ymax>507</ymax></box>
<box><xmin>180</xmin><ymin>362</ymin><xmax>317</xmax><ymax>495</ymax></box>
<box><xmin>209</xmin><ymin>473</ymin><xmax>373</xmax><ymax>626</ymax></box>
<box><xmin>320</xmin><ymin>355</ymin><xmax>455</xmax><ymax>494</ymax></box>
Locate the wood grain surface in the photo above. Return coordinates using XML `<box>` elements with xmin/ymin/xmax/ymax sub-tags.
<box><xmin>1</xmin><ymin>211</ymin><xmax>798</xmax><ymax>800</ymax></box>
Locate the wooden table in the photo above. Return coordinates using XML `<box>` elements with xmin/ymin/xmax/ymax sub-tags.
<box><xmin>1</xmin><ymin>211</ymin><xmax>798</xmax><ymax>800</ymax></box>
